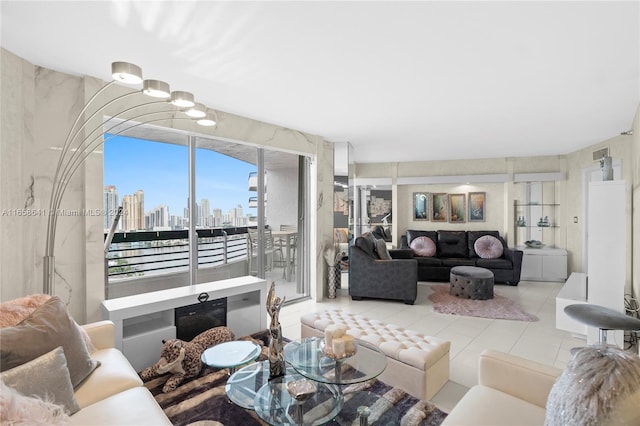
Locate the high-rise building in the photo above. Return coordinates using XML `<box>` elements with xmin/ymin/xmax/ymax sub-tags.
<box><xmin>147</xmin><ymin>205</ymin><xmax>170</xmax><ymax>229</ymax></box>
<box><xmin>103</xmin><ymin>185</ymin><xmax>118</xmax><ymax>231</ymax></box>
<box><xmin>121</xmin><ymin>195</ymin><xmax>134</xmax><ymax>231</ymax></box>
<box><xmin>199</xmin><ymin>199</ymin><xmax>211</xmax><ymax>227</ymax></box>
<box><xmin>134</xmin><ymin>190</ymin><xmax>145</xmax><ymax>230</ymax></box>
<box><xmin>212</xmin><ymin>208</ymin><xmax>222</xmax><ymax>227</ymax></box>
<box><xmin>121</xmin><ymin>190</ymin><xmax>145</xmax><ymax>231</ymax></box>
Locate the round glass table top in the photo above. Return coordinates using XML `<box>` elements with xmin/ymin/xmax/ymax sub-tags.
<box><xmin>225</xmin><ymin>360</ymin><xmax>273</xmax><ymax>409</ymax></box>
<box><xmin>201</xmin><ymin>340</ymin><xmax>261</xmax><ymax>369</ymax></box>
<box><xmin>284</xmin><ymin>337</ymin><xmax>387</xmax><ymax>385</ymax></box>
<box><xmin>253</xmin><ymin>373</ymin><xmax>342</xmax><ymax>426</ymax></box>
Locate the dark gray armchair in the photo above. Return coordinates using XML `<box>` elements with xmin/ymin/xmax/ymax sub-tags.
<box><xmin>348</xmin><ymin>234</ymin><xmax>418</xmax><ymax>305</ymax></box>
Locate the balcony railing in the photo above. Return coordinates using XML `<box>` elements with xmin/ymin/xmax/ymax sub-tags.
<box><xmin>106</xmin><ymin>227</ymin><xmax>251</xmax><ymax>280</ymax></box>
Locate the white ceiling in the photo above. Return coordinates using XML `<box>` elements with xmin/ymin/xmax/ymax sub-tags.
<box><xmin>1</xmin><ymin>1</ymin><xmax>638</xmax><ymax>164</ymax></box>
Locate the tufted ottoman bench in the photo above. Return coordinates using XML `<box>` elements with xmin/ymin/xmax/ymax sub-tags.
<box><xmin>300</xmin><ymin>310</ymin><xmax>450</xmax><ymax>401</ymax></box>
<box><xmin>450</xmin><ymin>265</ymin><xmax>494</xmax><ymax>300</ymax></box>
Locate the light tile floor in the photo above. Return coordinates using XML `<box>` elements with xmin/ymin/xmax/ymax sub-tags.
<box><xmin>276</xmin><ymin>280</ymin><xmax>587</xmax><ymax>414</ymax></box>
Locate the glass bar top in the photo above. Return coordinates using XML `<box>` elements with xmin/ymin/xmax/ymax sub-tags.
<box><xmin>284</xmin><ymin>337</ymin><xmax>387</xmax><ymax>385</ymax></box>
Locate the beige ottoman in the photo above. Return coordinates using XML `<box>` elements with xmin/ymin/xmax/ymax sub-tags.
<box><xmin>300</xmin><ymin>310</ymin><xmax>450</xmax><ymax>401</ymax></box>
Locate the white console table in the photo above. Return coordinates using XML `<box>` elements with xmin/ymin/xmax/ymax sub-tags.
<box><xmin>102</xmin><ymin>276</ymin><xmax>268</xmax><ymax>371</ymax></box>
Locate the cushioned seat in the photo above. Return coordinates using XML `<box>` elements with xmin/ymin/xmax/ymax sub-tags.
<box><xmin>442</xmin><ymin>258</ymin><xmax>476</xmax><ymax>267</ymax></box>
<box><xmin>301</xmin><ymin>310</ymin><xmax>450</xmax><ymax>400</ymax></box>
<box><xmin>476</xmin><ymin>258</ymin><xmax>513</xmax><ymax>269</ymax></box>
<box><xmin>442</xmin><ymin>385</ymin><xmax>547</xmax><ymax>425</ymax></box>
<box><xmin>70</xmin><ymin>387</ymin><xmax>171</xmax><ymax>425</ymax></box>
<box><xmin>415</xmin><ymin>257</ymin><xmax>443</xmax><ymax>266</ymax></box>
<box><xmin>74</xmin><ymin>348</ymin><xmax>143</xmax><ymax>409</ymax></box>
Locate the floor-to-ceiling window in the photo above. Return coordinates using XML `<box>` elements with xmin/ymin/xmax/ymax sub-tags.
<box><xmin>103</xmin><ymin>127</ymin><xmax>310</xmax><ymax>302</ymax></box>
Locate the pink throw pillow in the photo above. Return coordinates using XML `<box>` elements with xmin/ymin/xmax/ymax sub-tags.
<box><xmin>474</xmin><ymin>235</ymin><xmax>504</xmax><ymax>259</ymax></box>
<box><xmin>410</xmin><ymin>236</ymin><xmax>436</xmax><ymax>257</ymax></box>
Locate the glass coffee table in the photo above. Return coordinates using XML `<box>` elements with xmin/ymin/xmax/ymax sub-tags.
<box><xmin>225</xmin><ymin>360</ymin><xmax>342</xmax><ymax>425</ymax></box>
<box><xmin>201</xmin><ymin>340</ymin><xmax>262</xmax><ymax>374</ymax></box>
<box><xmin>225</xmin><ymin>337</ymin><xmax>389</xmax><ymax>425</ymax></box>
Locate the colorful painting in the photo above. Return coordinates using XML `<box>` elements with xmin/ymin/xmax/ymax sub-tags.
<box><xmin>413</xmin><ymin>192</ymin><xmax>429</xmax><ymax>221</ymax></box>
<box><xmin>468</xmin><ymin>192</ymin><xmax>486</xmax><ymax>222</ymax></box>
<box><xmin>448</xmin><ymin>193</ymin><xmax>466</xmax><ymax>223</ymax></box>
<box><xmin>430</xmin><ymin>193</ymin><xmax>448</xmax><ymax>222</ymax></box>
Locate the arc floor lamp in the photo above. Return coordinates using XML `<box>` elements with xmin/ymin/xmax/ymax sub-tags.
<box><xmin>43</xmin><ymin>61</ymin><xmax>217</xmax><ymax>295</ymax></box>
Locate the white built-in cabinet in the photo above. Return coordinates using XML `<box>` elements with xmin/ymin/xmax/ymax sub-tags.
<box><xmin>101</xmin><ymin>276</ymin><xmax>267</xmax><ymax>371</ymax></box>
<box><xmin>586</xmin><ymin>180</ymin><xmax>626</xmax><ymax>346</ymax></box>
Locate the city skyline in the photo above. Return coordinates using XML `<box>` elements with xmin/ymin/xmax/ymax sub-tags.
<box><xmin>104</xmin><ymin>134</ymin><xmax>256</xmax><ymax>219</ymax></box>
<box><xmin>104</xmin><ymin>184</ymin><xmax>247</xmax><ymax>231</ymax></box>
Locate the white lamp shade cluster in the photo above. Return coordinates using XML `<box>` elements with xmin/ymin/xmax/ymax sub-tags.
<box><xmin>111</xmin><ymin>61</ymin><xmax>216</xmax><ymax>126</ymax></box>
<box><xmin>43</xmin><ymin>60</ymin><xmax>220</xmax><ymax>295</ymax></box>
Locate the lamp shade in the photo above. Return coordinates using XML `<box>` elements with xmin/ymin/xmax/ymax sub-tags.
<box><xmin>197</xmin><ymin>110</ymin><xmax>217</xmax><ymax>126</ymax></box>
<box><xmin>185</xmin><ymin>102</ymin><xmax>207</xmax><ymax>118</ymax></box>
<box><xmin>143</xmin><ymin>79</ymin><xmax>171</xmax><ymax>98</ymax></box>
<box><xmin>111</xmin><ymin>62</ymin><xmax>143</xmax><ymax>84</ymax></box>
<box><xmin>170</xmin><ymin>91</ymin><xmax>195</xmax><ymax>108</ymax></box>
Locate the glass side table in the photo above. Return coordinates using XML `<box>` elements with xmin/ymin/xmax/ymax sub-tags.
<box><xmin>201</xmin><ymin>340</ymin><xmax>262</xmax><ymax>374</ymax></box>
<box><xmin>283</xmin><ymin>337</ymin><xmax>387</xmax><ymax>385</ymax></box>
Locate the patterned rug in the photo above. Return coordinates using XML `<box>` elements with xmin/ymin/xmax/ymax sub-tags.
<box><xmin>142</xmin><ymin>331</ymin><xmax>448</xmax><ymax>426</ymax></box>
<box><xmin>429</xmin><ymin>284</ymin><xmax>538</xmax><ymax>321</ymax></box>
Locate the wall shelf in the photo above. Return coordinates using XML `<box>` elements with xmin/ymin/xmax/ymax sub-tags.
<box><xmin>514</xmin><ymin>181</ymin><xmax>566</xmax><ymax>282</ymax></box>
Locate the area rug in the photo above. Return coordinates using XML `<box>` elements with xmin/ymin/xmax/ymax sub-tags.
<box><xmin>142</xmin><ymin>331</ymin><xmax>448</xmax><ymax>426</ymax></box>
<box><xmin>428</xmin><ymin>284</ymin><xmax>538</xmax><ymax>321</ymax></box>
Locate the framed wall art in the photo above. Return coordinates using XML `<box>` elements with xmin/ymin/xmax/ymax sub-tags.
<box><xmin>468</xmin><ymin>192</ymin><xmax>486</xmax><ymax>222</ymax></box>
<box><xmin>448</xmin><ymin>193</ymin><xmax>466</xmax><ymax>223</ymax></box>
<box><xmin>413</xmin><ymin>192</ymin><xmax>429</xmax><ymax>221</ymax></box>
<box><xmin>430</xmin><ymin>193</ymin><xmax>448</xmax><ymax>222</ymax></box>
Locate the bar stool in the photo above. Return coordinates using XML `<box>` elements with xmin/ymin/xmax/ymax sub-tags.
<box><xmin>564</xmin><ymin>304</ymin><xmax>640</xmax><ymax>346</ymax></box>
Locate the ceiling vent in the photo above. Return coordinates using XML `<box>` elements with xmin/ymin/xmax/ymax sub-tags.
<box><xmin>592</xmin><ymin>147</ymin><xmax>609</xmax><ymax>162</ymax></box>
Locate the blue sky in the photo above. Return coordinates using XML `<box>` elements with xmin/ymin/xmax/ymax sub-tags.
<box><xmin>104</xmin><ymin>135</ymin><xmax>256</xmax><ymax>216</ymax></box>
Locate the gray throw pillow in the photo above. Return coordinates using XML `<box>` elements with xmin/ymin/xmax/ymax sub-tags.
<box><xmin>375</xmin><ymin>238</ymin><xmax>392</xmax><ymax>260</ymax></box>
<box><xmin>1</xmin><ymin>346</ymin><xmax>80</xmax><ymax>414</ymax></box>
<box><xmin>0</xmin><ymin>296</ymin><xmax>99</xmax><ymax>388</ymax></box>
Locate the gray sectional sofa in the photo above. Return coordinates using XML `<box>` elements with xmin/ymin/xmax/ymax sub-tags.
<box><xmin>349</xmin><ymin>232</ymin><xmax>418</xmax><ymax>304</ymax></box>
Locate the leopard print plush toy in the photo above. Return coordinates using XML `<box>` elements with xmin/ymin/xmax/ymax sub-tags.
<box><xmin>140</xmin><ymin>326</ymin><xmax>234</xmax><ymax>393</ymax></box>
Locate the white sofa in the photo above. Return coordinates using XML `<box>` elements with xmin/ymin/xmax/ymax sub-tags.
<box><xmin>442</xmin><ymin>349</ymin><xmax>561</xmax><ymax>426</ymax></box>
<box><xmin>68</xmin><ymin>320</ymin><xmax>171</xmax><ymax>425</ymax></box>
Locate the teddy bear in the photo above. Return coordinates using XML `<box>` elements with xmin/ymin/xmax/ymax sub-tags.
<box><xmin>140</xmin><ymin>326</ymin><xmax>235</xmax><ymax>393</ymax></box>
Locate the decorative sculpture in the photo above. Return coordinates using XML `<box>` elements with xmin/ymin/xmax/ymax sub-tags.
<box><xmin>266</xmin><ymin>281</ymin><xmax>286</xmax><ymax>378</ymax></box>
